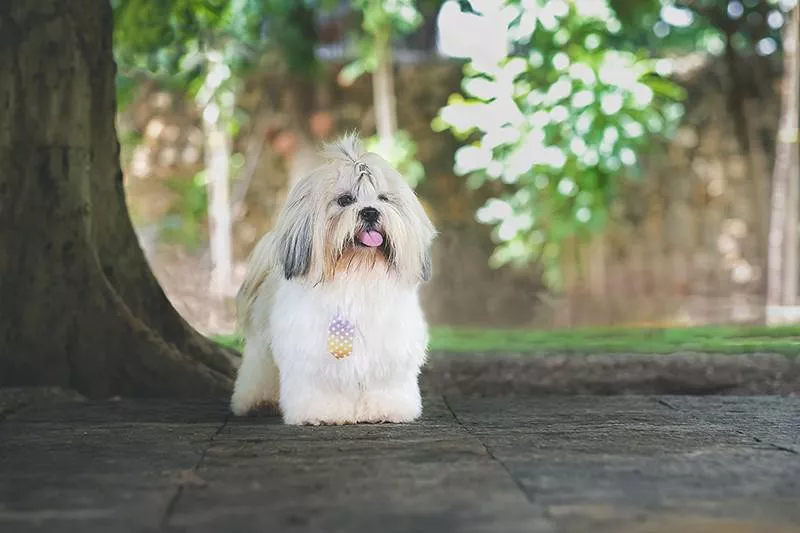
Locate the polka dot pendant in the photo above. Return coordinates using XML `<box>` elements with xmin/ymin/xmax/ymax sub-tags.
<box><xmin>328</xmin><ymin>315</ymin><xmax>356</xmax><ymax>359</ymax></box>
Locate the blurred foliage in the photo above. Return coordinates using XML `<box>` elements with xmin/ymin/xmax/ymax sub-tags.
<box><xmin>113</xmin><ymin>0</ymin><xmax>331</xmax><ymax>252</ymax></box>
<box><xmin>611</xmin><ymin>0</ymin><xmax>797</xmax><ymax>56</ymax></box>
<box><xmin>434</xmin><ymin>0</ymin><xmax>687</xmax><ymax>288</ymax></box>
<box><xmin>364</xmin><ymin>130</ymin><xmax>426</xmax><ymax>188</ymax></box>
<box><xmin>112</xmin><ymin>0</ymin><xmax>340</xmax><ymax>107</ymax></box>
<box><xmin>338</xmin><ymin>0</ymin><xmax>424</xmax><ymax>84</ymax></box>
<box><xmin>113</xmin><ymin>0</ymin><xmax>264</xmax><ymax>94</ymax></box>
<box><xmin>338</xmin><ymin>0</ymin><xmax>429</xmax><ymax>189</ymax></box>
<box><xmin>431</xmin><ymin>0</ymin><xmax>798</xmax><ymax>288</ymax></box>
<box><xmin>161</xmin><ymin>173</ymin><xmax>211</xmax><ymax>250</ymax></box>
<box><xmin>113</xmin><ymin>0</ymin><xmax>799</xmax><ymax>285</ymax></box>
<box><xmin>161</xmin><ymin>154</ymin><xmax>246</xmax><ymax>249</ymax></box>
<box><xmin>112</xmin><ymin>0</ymin><xmax>428</xmax><ymax>190</ymax></box>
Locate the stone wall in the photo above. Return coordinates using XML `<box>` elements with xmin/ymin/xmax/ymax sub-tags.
<box><xmin>121</xmin><ymin>53</ymin><xmax>780</xmax><ymax>331</ymax></box>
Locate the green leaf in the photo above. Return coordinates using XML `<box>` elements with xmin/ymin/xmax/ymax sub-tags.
<box><xmin>435</xmin><ymin>0</ymin><xmax>691</xmax><ymax>288</ymax></box>
<box><xmin>640</xmin><ymin>74</ymin><xmax>687</xmax><ymax>101</ymax></box>
<box><xmin>338</xmin><ymin>60</ymin><xmax>368</xmax><ymax>86</ymax></box>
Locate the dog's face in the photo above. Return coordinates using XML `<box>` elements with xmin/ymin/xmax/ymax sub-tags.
<box><xmin>272</xmin><ymin>135</ymin><xmax>435</xmax><ymax>285</ymax></box>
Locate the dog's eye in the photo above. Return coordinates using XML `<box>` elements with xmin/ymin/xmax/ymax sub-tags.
<box><xmin>337</xmin><ymin>194</ymin><xmax>355</xmax><ymax>207</ymax></box>
<box><xmin>378</xmin><ymin>194</ymin><xmax>389</xmax><ymax>202</ymax></box>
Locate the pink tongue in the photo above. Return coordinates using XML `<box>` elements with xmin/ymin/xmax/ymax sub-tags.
<box><xmin>358</xmin><ymin>230</ymin><xmax>384</xmax><ymax>248</ymax></box>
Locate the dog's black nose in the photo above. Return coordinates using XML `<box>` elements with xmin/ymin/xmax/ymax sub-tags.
<box><xmin>359</xmin><ymin>207</ymin><xmax>380</xmax><ymax>224</ymax></box>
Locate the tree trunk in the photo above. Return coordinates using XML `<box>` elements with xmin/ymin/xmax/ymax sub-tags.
<box><xmin>767</xmin><ymin>6</ymin><xmax>800</xmax><ymax>318</ymax></box>
<box><xmin>783</xmin><ymin>7</ymin><xmax>800</xmax><ymax>307</ymax></box>
<box><xmin>0</xmin><ymin>0</ymin><xmax>237</xmax><ymax>398</ymax></box>
<box><xmin>782</xmin><ymin>132</ymin><xmax>799</xmax><ymax>307</ymax></box>
<box><xmin>282</xmin><ymin>76</ymin><xmax>323</xmax><ymax>187</ymax></box>
<box><xmin>202</xmin><ymin>99</ymin><xmax>234</xmax><ymax>300</ymax></box>
<box><xmin>197</xmin><ymin>54</ymin><xmax>236</xmax><ymax>301</ymax></box>
<box><xmin>373</xmin><ymin>28</ymin><xmax>398</xmax><ymax>143</ymax></box>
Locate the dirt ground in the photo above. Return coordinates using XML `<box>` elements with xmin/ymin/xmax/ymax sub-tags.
<box><xmin>147</xmin><ymin>244</ymin><xmax>244</xmax><ymax>336</ymax></box>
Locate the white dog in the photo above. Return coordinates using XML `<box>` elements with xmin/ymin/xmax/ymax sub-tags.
<box><xmin>231</xmin><ymin>133</ymin><xmax>436</xmax><ymax>425</ymax></box>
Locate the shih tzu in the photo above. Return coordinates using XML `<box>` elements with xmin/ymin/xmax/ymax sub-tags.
<box><xmin>231</xmin><ymin>133</ymin><xmax>436</xmax><ymax>425</ymax></box>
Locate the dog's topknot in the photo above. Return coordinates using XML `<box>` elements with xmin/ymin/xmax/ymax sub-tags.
<box><xmin>321</xmin><ymin>132</ymin><xmax>365</xmax><ymax>164</ymax></box>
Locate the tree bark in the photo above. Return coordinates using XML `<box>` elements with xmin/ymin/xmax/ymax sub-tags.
<box><xmin>0</xmin><ymin>0</ymin><xmax>237</xmax><ymax>398</ymax></box>
<box><xmin>767</xmin><ymin>6</ymin><xmax>800</xmax><ymax>316</ymax></box>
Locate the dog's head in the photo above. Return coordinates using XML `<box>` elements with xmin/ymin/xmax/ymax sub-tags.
<box><xmin>271</xmin><ymin>133</ymin><xmax>436</xmax><ymax>285</ymax></box>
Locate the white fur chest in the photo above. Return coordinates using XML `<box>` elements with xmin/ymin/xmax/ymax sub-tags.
<box><xmin>268</xmin><ymin>273</ymin><xmax>429</xmax><ymax>391</ymax></box>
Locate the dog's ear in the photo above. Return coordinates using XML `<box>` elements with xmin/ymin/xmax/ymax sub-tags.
<box><xmin>279</xmin><ymin>214</ymin><xmax>313</xmax><ymax>280</ymax></box>
<box><xmin>420</xmin><ymin>246</ymin><xmax>433</xmax><ymax>282</ymax></box>
<box><xmin>274</xmin><ymin>179</ymin><xmax>316</xmax><ymax>280</ymax></box>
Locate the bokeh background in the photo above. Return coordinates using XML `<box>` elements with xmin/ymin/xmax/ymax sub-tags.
<box><xmin>114</xmin><ymin>0</ymin><xmax>800</xmax><ymax>342</ymax></box>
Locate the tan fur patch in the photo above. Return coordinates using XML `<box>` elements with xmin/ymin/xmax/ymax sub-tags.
<box><xmin>324</xmin><ymin>246</ymin><xmax>389</xmax><ymax>280</ymax></box>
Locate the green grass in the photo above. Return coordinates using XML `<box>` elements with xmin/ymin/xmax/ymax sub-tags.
<box><xmin>216</xmin><ymin>334</ymin><xmax>244</xmax><ymax>351</ymax></box>
<box><xmin>214</xmin><ymin>324</ymin><xmax>800</xmax><ymax>356</ymax></box>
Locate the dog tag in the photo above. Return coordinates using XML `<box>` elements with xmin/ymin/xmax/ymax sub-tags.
<box><xmin>328</xmin><ymin>316</ymin><xmax>356</xmax><ymax>359</ymax></box>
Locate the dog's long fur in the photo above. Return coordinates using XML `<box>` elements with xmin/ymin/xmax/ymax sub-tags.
<box><xmin>231</xmin><ymin>133</ymin><xmax>436</xmax><ymax>425</ymax></box>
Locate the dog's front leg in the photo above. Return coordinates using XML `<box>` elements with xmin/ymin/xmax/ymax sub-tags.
<box><xmin>356</xmin><ymin>373</ymin><xmax>422</xmax><ymax>424</ymax></box>
<box><xmin>230</xmin><ymin>336</ymin><xmax>280</xmax><ymax>416</ymax></box>
<box><xmin>279</xmin><ymin>369</ymin><xmax>359</xmax><ymax>426</ymax></box>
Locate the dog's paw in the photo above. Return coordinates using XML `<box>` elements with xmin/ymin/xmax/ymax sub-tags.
<box><xmin>356</xmin><ymin>389</ymin><xmax>421</xmax><ymax>424</ymax></box>
<box><xmin>283</xmin><ymin>414</ymin><xmax>357</xmax><ymax>426</ymax></box>
<box><xmin>278</xmin><ymin>385</ymin><xmax>359</xmax><ymax>425</ymax></box>
<box><xmin>230</xmin><ymin>394</ymin><xmax>279</xmax><ymax>417</ymax></box>
<box><xmin>230</xmin><ymin>399</ymin><xmax>253</xmax><ymax>417</ymax></box>
<box><xmin>358</xmin><ymin>412</ymin><xmax>419</xmax><ymax>424</ymax></box>
<box><xmin>246</xmin><ymin>402</ymin><xmax>281</xmax><ymax>418</ymax></box>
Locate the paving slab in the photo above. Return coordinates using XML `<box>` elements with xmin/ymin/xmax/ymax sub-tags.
<box><xmin>446</xmin><ymin>396</ymin><xmax>800</xmax><ymax>533</ymax></box>
<box><xmin>0</xmin><ymin>392</ymin><xmax>798</xmax><ymax>533</ymax></box>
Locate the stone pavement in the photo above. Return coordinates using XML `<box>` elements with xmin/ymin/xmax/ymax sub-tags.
<box><xmin>1</xmin><ymin>392</ymin><xmax>798</xmax><ymax>533</ymax></box>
